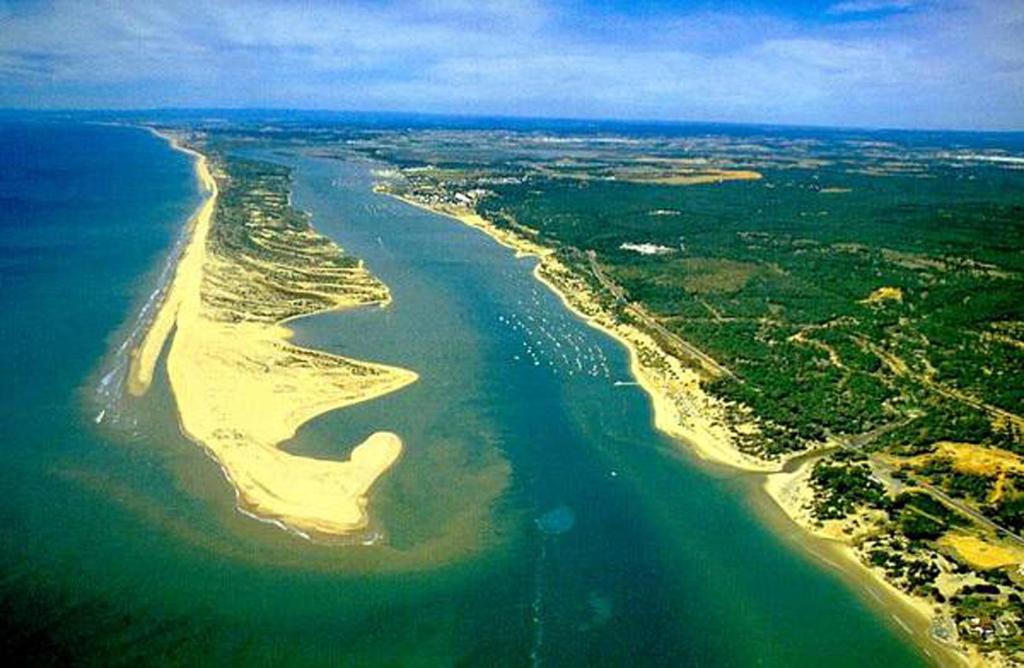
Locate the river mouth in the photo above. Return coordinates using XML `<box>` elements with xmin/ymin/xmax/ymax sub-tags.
<box><xmin>258</xmin><ymin>148</ymin><xmax>934</xmax><ymax>665</ymax></box>
<box><xmin>1</xmin><ymin>124</ymin><xmax>932</xmax><ymax>665</ymax></box>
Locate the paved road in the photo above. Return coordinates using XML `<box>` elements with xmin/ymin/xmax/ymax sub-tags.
<box><xmin>838</xmin><ymin>417</ymin><xmax>1024</xmax><ymax>547</ymax></box>
<box><xmin>909</xmin><ymin>475</ymin><xmax>1024</xmax><ymax>548</ymax></box>
<box><xmin>835</xmin><ymin>418</ymin><xmax>915</xmax><ymax>449</ymax></box>
<box><xmin>867</xmin><ymin>455</ymin><xmax>1024</xmax><ymax>549</ymax></box>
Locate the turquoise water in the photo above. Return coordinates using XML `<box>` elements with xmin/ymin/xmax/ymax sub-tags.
<box><xmin>0</xmin><ymin>121</ymin><xmax>930</xmax><ymax>665</ymax></box>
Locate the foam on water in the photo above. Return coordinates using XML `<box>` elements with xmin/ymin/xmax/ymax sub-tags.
<box><xmin>92</xmin><ymin>191</ymin><xmax>196</xmax><ymax>429</ymax></box>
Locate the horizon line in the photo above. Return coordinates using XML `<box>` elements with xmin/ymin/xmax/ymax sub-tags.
<box><xmin>2</xmin><ymin>105</ymin><xmax>1024</xmax><ymax>137</ymax></box>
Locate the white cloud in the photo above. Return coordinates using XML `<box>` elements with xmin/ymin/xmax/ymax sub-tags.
<box><xmin>827</xmin><ymin>0</ymin><xmax>920</xmax><ymax>15</ymax></box>
<box><xmin>0</xmin><ymin>0</ymin><xmax>1021</xmax><ymax>129</ymax></box>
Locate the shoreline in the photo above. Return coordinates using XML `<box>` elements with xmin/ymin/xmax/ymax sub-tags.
<box><xmin>126</xmin><ymin>130</ymin><xmax>215</xmax><ymax>395</ymax></box>
<box><xmin>759</xmin><ymin>459</ymin><xmax>968</xmax><ymax>667</ymax></box>
<box><xmin>386</xmin><ymin>193</ymin><xmax>776</xmax><ymax>474</ymax></box>
<box><xmin>127</xmin><ymin>131</ymin><xmax>418</xmax><ymax>540</ymax></box>
<box><xmin>382</xmin><ymin>191</ymin><xmax>969</xmax><ymax>666</ymax></box>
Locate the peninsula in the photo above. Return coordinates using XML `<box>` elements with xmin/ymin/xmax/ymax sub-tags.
<box><xmin>127</xmin><ymin>132</ymin><xmax>418</xmax><ymax>539</ymax></box>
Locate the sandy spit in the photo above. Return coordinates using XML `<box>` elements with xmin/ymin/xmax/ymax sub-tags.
<box><xmin>128</xmin><ymin>134</ymin><xmax>417</xmax><ymax>539</ymax></box>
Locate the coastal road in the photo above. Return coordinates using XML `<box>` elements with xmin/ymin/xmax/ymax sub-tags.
<box><xmin>857</xmin><ymin>336</ymin><xmax>1024</xmax><ymax>430</ymax></box>
<box><xmin>580</xmin><ymin>246</ymin><xmax>1024</xmax><ymax>548</ymax></box>
<box><xmin>867</xmin><ymin>451</ymin><xmax>1024</xmax><ymax>549</ymax></box>
<box><xmin>835</xmin><ymin>417</ymin><xmax>1024</xmax><ymax>547</ymax></box>
<box><xmin>835</xmin><ymin>418</ymin><xmax>917</xmax><ymax>450</ymax></box>
<box><xmin>909</xmin><ymin>475</ymin><xmax>1024</xmax><ymax>549</ymax></box>
<box><xmin>581</xmin><ymin>250</ymin><xmax>738</xmax><ymax>380</ymax></box>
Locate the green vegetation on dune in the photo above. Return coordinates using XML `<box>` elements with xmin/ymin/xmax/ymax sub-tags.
<box><xmin>810</xmin><ymin>451</ymin><xmax>886</xmax><ymax>520</ymax></box>
<box><xmin>199</xmin><ymin>149</ymin><xmax>388</xmax><ymax>324</ymax></box>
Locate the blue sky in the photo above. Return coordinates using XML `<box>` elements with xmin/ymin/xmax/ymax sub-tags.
<box><xmin>1</xmin><ymin>0</ymin><xmax>1022</xmax><ymax>130</ymax></box>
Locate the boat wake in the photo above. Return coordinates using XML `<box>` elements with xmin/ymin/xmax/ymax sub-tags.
<box><xmin>530</xmin><ymin>538</ymin><xmax>547</xmax><ymax>667</ymax></box>
<box><xmin>531</xmin><ymin>505</ymin><xmax>577</xmax><ymax>665</ymax></box>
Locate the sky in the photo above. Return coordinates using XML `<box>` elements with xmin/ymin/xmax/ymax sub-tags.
<box><xmin>1</xmin><ymin>0</ymin><xmax>1022</xmax><ymax>130</ymax></box>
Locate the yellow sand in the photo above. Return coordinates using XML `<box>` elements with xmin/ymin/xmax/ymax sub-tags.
<box><xmin>934</xmin><ymin>442</ymin><xmax>1024</xmax><ymax>477</ymax></box>
<box><xmin>534</xmin><ymin>261</ymin><xmax>774</xmax><ymax>472</ymax></box>
<box><xmin>129</xmin><ymin>137</ymin><xmax>418</xmax><ymax>538</ymax></box>
<box><xmin>861</xmin><ymin>286</ymin><xmax>904</xmax><ymax>304</ymax></box>
<box><xmin>764</xmin><ymin>459</ymin><xmax>890</xmax><ymax>543</ymax></box>
<box><xmin>938</xmin><ymin>532</ymin><xmax>1024</xmax><ymax>570</ymax></box>
<box><xmin>983</xmin><ymin>331</ymin><xmax>1024</xmax><ymax>351</ymax></box>
<box><xmin>618</xmin><ymin>169</ymin><xmax>763</xmax><ymax>186</ymax></box>
<box><xmin>904</xmin><ymin>442</ymin><xmax>1024</xmax><ymax>503</ymax></box>
<box><xmin>661</xmin><ymin>169</ymin><xmax>762</xmax><ymax>185</ymax></box>
<box><xmin>762</xmin><ymin>460</ymin><xmax>943</xmax><ymax>643</ymax></box>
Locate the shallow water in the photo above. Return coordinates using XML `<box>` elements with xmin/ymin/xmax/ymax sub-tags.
<box><xmin>0</xmin><ymin>122</ymin><xmax>930</xmax><ymax>665</ymax></box>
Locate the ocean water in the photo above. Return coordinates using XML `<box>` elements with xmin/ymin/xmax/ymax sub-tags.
<box><xmin>0</xmin><ymin>120</ymin><xmax>930</xmax><ymax>665</ymax></box>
